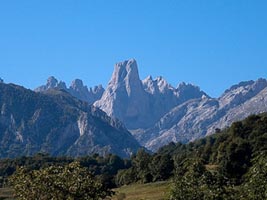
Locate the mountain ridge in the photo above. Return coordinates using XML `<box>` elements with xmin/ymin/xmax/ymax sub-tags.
<box><xmin>0</xmin><ymin>82</ymin><xmax>141</xmax><ymax>158</ymax></box>
<box><xmin>34</xmin><ymin>59</ymin><xmax>267</xmax><ymax>151</ymax></box>
<box><xmin>35</xmin><ymin>76</ymin><xmax>104</xmax><ymax>104</ymax></box>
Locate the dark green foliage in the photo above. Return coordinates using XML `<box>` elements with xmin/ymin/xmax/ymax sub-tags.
<box><xmin>0</xmin><ymin>113</ymin><xmax>267</xmax><ymax>199</ymax></box>
<box><xmin>149</xmin><ymin>154</ymin><xmax>173</xmax><ymax>182</ymax></box>
<box><xmin>242</xmin><ymin>151</ymin><xmax>267</xmax><ymax>200</ymax></box>
<box><xmin>0</xmin><ymin>153</ymin><xmax>129</xmax><ymax>188</ymax></box>
<box><xmin>9</xmin><ymin>162</ymin><xmax>113</xmax><ymax>200</ymax></box>
<box><xmin>115</xmin><ymin>168</ymin><xmax>137</xmax><ymax>186</ymax></box>
<box><xmin>114</xmin><ymin>113</ymin><xmax>267</xmax><ymax>193</ymax></box>
<box><xmin>170</xmin><ymin>158</ymin><xmax>239</xmax><ymax>200</ymax></box>
<box><xmin>132</xmin><ymin>149</ymin><xmax>153</xmax><ymax>183</ymax></box>
<box><xmin>168</xmin><ymin>113</ymin><xmax>267</xmax><ymax>199</ymax></box>
<box><xmin>115</xmin><ymin>148</ymin><xmax>174</xmax><ymax>186</ymax></box>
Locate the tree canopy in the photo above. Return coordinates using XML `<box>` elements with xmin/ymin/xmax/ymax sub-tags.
<box><xmin>9</xmin><ymin>162</ymin><xmax>113</xmax><ymax>200</ymax></box>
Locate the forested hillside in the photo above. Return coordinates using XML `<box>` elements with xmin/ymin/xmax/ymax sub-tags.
<box><xmin>0</xmin><ymin>113</ymin><xmax>266</xmax><ymax>199</ymax></box>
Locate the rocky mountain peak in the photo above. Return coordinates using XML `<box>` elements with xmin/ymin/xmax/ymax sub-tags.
<box><xmin>146</xmin><ymin>75</ymin><xmax>153</xmax><ymax>81</ymax></box>
<box><xmin>142</xmin><ymin>75</ymin><xmax>153</xmax><ymax>85</ymax></box>
<box><xmin>46</xmin><ymin>76</ymin><xmax>59</xmax><ymax>88</ymax></box>
<box><xmin>91</xmin><ymin>85</ymin><xmax>104</xmax><ymax>94</ymax></box>
<box><xmin>110</xmin><ymin>59</ymin><xmax>140</xmax><ymax>96</ymax></box>
<box><xmin>105</xmin><ymin>59</ymin><xmax>145</xmax><ymax>98</ymax></box>
<box><xmin>177</xmin><ymin>82</ymin><xmax>199</xmax><ymax>91</ymax></box>
<box><xmin>95</xmin><ymin>59</ymin><xmax>209</xmax><ymax>129</ymax></box>
<box><xmin>0</xmin><ymin>78</ymin><xmax>3</xmax><ymax>83</ymax></box>
<box><xmin>35</xmin><ymin>77</ymin><xmax>104</xmax><ymax>104</ymax></box>
<box><xmin>71</xmin><ymin>79</ymin><xmax>84</xmax><ymax>88</ymax></box>
<box><xmin>94</xmin><ymin>59</ymin><xmax>150</xmax><ymax>129</ymax></box>
<box><xmin>143</xmin><ymin>76</ymin><xmax>173</xmax><ymax>94</ymax></box>
<box><xmin>254</xmin><ymin>78</ymin><xmax>267</xmax><ymax>89</ymax></box>
<box><xmin>156</xmin><ymin>76</ymin><xmax>172</xmax><ymax>93</ymax></box>
<box><xmin>142</xmin><ymin>76</ymin><xmax>156</xmax><ymax>94</ymax></box>
<box><xmin>176</xmin><ymin>82</ymin><xmax>207</xmax><ymax>100</ymax></box>
<box><xmin>35</xmin><ymin>76</ymin><xmax>63</xmax><ymax>92</ymax></box>
<box><xmin>57</xmin><ymin>81</ymin><xmax>67</xmax><ymax>90</ymax></box>
<box><xmin>219</xmin><ymin>78</ymin><xmax>267</xmax><ymax>108</ymax></box>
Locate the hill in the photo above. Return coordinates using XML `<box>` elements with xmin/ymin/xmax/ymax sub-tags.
<box><xmin>0</xmin><ymin>82</ymin><xmax>141</xmax><ymax>158</ymax></box>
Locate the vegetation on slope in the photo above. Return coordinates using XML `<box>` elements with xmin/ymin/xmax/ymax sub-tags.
<box><xmin>0</xmin><ymin>113</ymin><xmax>266</xmax><ymax>199</ymax></box>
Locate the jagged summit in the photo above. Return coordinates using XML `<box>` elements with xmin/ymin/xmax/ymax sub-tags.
<box><xmin>4</xmin><ymin>59</ymin><xmax>267</xmax><ymax>153</ymax></box>
<box><xmin>70</xmin><ymin>79</ymin><xmax>85</xmax><ymax>89</ymax></box>
<box><xmin>91</xmin><ymin>85</ymin><xmax>104</xmax><ymax>93</ymax></box>
<box><xmin>94</xmin><ymin>59</ymin><xmax>150</xmax><ymax>129</ymax></box>
<box><xmin>137</xmin><ymin>78</ymin><xmax>267</xmax><ymax>151</ymax></box>
<box><xmin>0</xmin><ymin>78</ymin><xmax>3</xmax><ymax>83</ymax></box>
<box><xmin>35</xmin><ymin>77</ymin><xmax>104</xmax><ymax>104</ymax></box>
<box><xmin>47</xmin><ymin>76</ymin><xmax>58</xmax><ymax>88</ymax></box>
<box><xmin>106</xmin><ymin>59</ymin><xmax>143</xmax><ymax>95</ymax></box>
<box><xmin>35</xmin><ymin>76</ymin><xmax>66</xmax><ymax>92</ymax></box>
<box><xmin>222</xmin><ymin>78</ymin><xmax>267</xmax><ymax>96</ymax></box>
<box><xmin>142</xmin><ymin>75</ymin><xmax>174</xmax><ymax>94</ymax></box>
<box><xmin>94</xmin><ymin>59</ymin><xmax>206</xmax><ymax>129</ymax></box>
<box><xmin>112</xmin><ymin>59</ymin><xmax>139</xmax><ymax>83</ymax></box>
<box><xmin>219</xmin><ymin>78</ymin><xmax>267</xmax><ymax>108</ymax></box>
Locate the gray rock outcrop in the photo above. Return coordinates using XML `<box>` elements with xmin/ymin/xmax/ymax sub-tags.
<box><xmin>94</xmin><ymin>59</ymin><xmax>206</xmax><ymax>130</ymax></box>
<box><xmin>35</xmin><ymin>77</ymin><xmax>104</xmax><ymax>104</ymax></box>
<box><xmin>136</xmin><ymin>78</ymin><xmax>267</xmax><ymax>151</ymax></box>
<box><xmin>94</xmin><ymin>59</ymin><xmax>151</xmax><ymax>129</ymax></box>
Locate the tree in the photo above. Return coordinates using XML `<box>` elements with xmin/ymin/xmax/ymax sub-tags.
<box><xmin>9</xmin><ymin>162</ymin><xmax>113</xmax><ymax>200</ymax></box>
<box><xmin>132</xmin><ymin>149</ymin><xmax>152</xmax><ymax>183</ymax></box>
<box><xmin>149</xmin><ymin>154</ymin><xmax>173</xmax><ymax>181</ymax></box>
<box><xmin>169</xmin><ymin>159</ymin><xmax>206</xmax><ymax>200</ymax></box>
<box><xmin>169</xmin><ymin>158</ymin><xmax>238</xmax><ymax>200</ymax></box>
<box><xmin>242</xmin><ymin>152</ymin><xmax>267</xmax><ymax>200</ymax></box>
<box><xmin>220</xmin><ymin>138</ymin><xmax>252</xmax><ymax>183</ymax></box>
<box><xmin>115</xmin><ymin>168</ymin><xmax>137</xmax><ymax>186</ymax></box>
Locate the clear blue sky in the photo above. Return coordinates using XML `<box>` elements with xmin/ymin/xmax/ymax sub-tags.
<box><xmin>0</xmin><ymin>0</ymin><xmax>266</xmax><ymax>97</ymax></box>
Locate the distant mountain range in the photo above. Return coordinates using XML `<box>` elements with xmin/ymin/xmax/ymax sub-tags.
<box><xmin>0</xmin><ymin>83</ymin><xmax>140</xmax><ymax>158</ymax></box>
<box><xmin>2</xmin><ymin>59</ymin><xmax>266</xmax><ymax>156</ymax></box>
<box><xmin>35</xmin><ymin>76</ymin><xmax>104</xmax><ymax>104</ymax></box>
<box><xmin>93</xmin><ymin>59</ymin><xmax>267</xmax><ymax>151</ymax></box>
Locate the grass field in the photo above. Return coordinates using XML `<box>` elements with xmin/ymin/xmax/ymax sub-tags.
<box><xmin>111</xmin><ymin>181</ymin><xmax>171</xmax><ymax>200</ymax></box>
<box><xmin>0</xmin><ymin>187</ymin><xmax>14</xmax><ymax>200</ymax></box>
<box><xmin>0</xmin><ymin>181</ymin><xmax>171</xmax><ymax>200</ymax></box>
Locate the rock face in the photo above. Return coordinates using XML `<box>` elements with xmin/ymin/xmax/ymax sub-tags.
<box><xmin>94</xmin><ymin>59</ymin><xmax>151</xmax><ymax>129</ymax></box>
<box><xmin>94</xmin><ymin>59</ymin><xmax>206</xmax><ymax>129</ymax></box>
<box><xmin>35</xmin><ymin>77</ymin><xmax>104</xmax><ymax>104</ymax></box>
<box><xmin>35</xmin><ymin>76</ymin><xmax>67</xmax><ymax>91</ymax></box>
<box><xmin>142</xmin><ymin>77</ymin><xmax>208</xmax><ymax>127</ymax></box>
<box><xmin>34</xmin><ymin>60</ymin><xmax>267</xmax><ymax>153</ymax></box>
<box><xmin>0</xmin><ymin>83</ymin><xmax>141</xmax><ymax>158</ymax></box>
<box><xmin>136</xmin><ymin>78</ymin><xmax>267</xmax><ymax>151</ymax></box>
<box><xmin>68</xmin><ymin>79</ymin><xmax>104</xmax><ymax>104</ymax></box>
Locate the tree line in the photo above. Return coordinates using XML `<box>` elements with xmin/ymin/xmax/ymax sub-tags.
<box><xmin>0</xmin><ymin>113</ymin><xmax>266</xmax><ymax>199</ymax></box>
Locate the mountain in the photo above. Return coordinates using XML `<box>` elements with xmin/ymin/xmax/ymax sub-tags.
<box><xmin>94</xmin><ymin>59</ymin><xmax>151</xmax><ymax>129</ymax></box>
<box><xmin>0</xmin><ymin>82</ymin><xmax>141</xmax><ymax>158</ymax></box>
<box><xmin>34</xmin><ymin>59</ymin><xmax>267</xmax><ymax>152</ymax></box>
<box><xmin>35</xmin><ymin>76</ymin><xmax>104</xmax><ymax>104</ymax></box>
<box><xmin>94</xmin><ymin>59</ymin><xmax>206</xmax><ymax>129</ymax></box>
<box><xmin>136</xmin><ymin>78</ymin><xmax>267</xmax><ymax>151</ymax></box>
<box><xmin>93</xmin><ymin>59</ymin><xmax>267</xmax><ymax>151</ymax></box>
